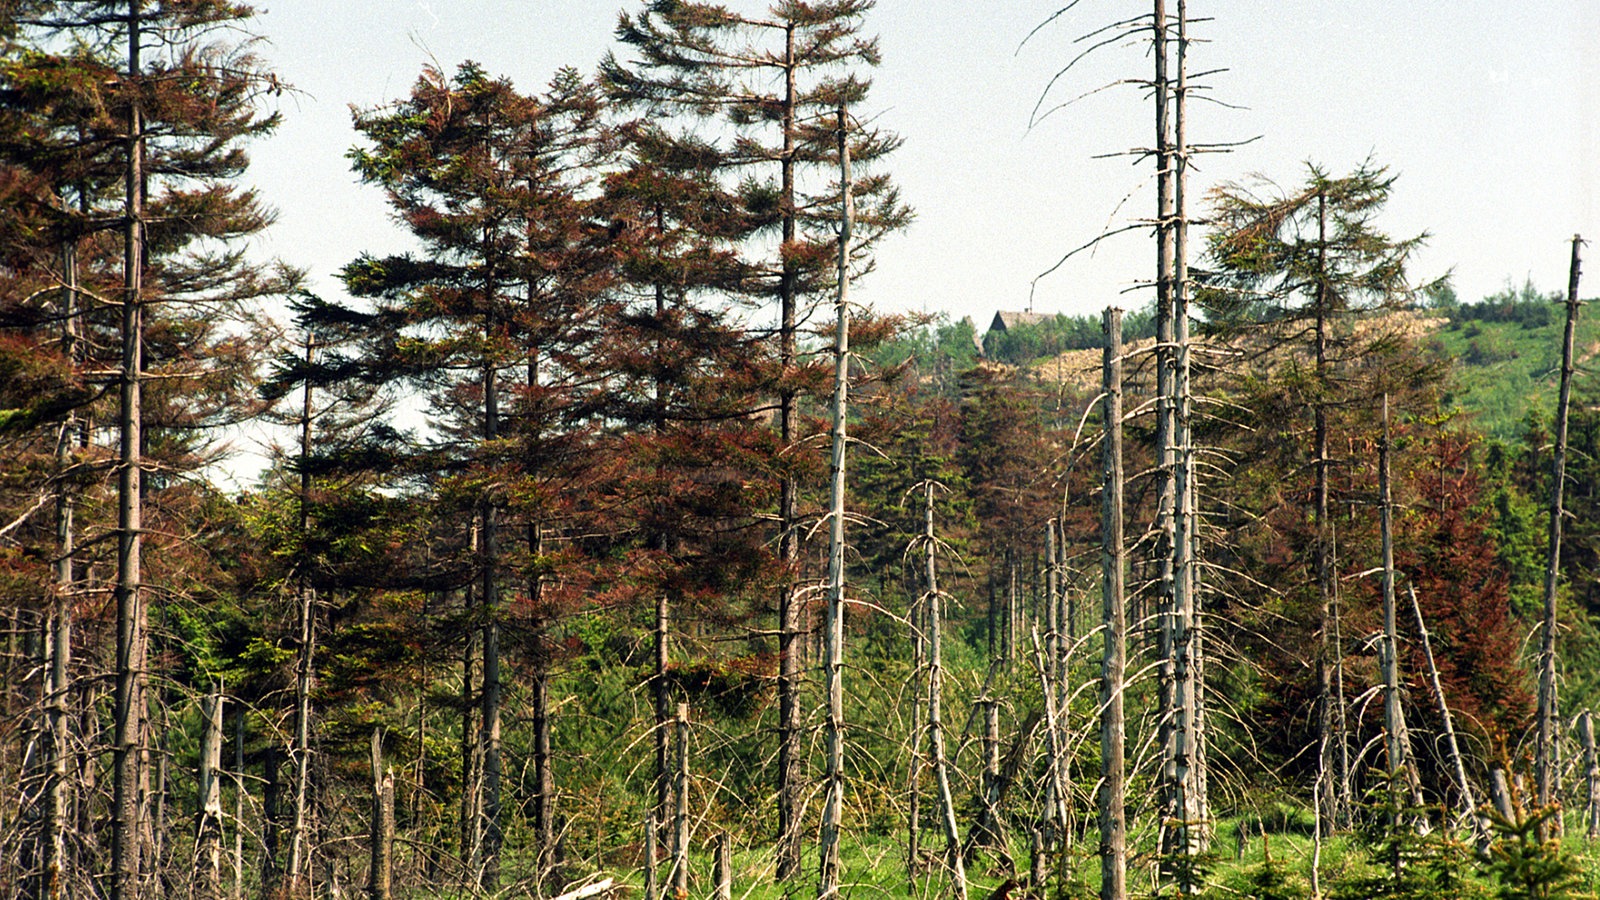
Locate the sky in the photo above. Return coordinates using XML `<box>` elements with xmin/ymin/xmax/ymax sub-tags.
<box><xmin>242</xmin><ymin>1</ymin><xmax>1598</xmax><ymax>333</ymax></box>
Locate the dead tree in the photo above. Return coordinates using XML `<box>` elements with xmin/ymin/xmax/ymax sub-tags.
<box><xmin>1409</xmin><ymin>586</ymin><xmax>1477</xmax><ymax>830</ymax></box>
<box><xmin>1538</xmin><ymin>234</ymin><xmax>1582</xmax><ymax>828</ymax></box>
<box><xmin>1580</xmin><ymin>711</ymin><xmax>1600</xmax><ymax>840</ymax></box>
<box><xmin>923</xmin><ymin>483</ymin><xmax>968</xmax><ymax>900</ymax></box>
<box><xmin>369</xmin><ymin>728</ymin><xmax>394</xmax><ymax>900</ymax></box>
<box><xmin>1100</xmin><ymin>307</ymin><xmax>1128</xmax><ymax>900</ymax></box>
<box><xmin>1377</xmin><ymin>396</ymin><xmax>1422</xmax><ymax>808</ymax></box>
<box><xmin>817</xmin><ymin>107</ymin><xmax>853</xmax><ymax>900</ymax></box>
<box><xmin>112</xmin><ymin>6</ymin><xmax>149</xmax><ymax>897</ymax></box>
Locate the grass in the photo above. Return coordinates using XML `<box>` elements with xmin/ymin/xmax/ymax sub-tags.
<box><xmin>1433</xmin><ymin>312</ymin><xmax>1600</xmax><ymax>442</ymax></box>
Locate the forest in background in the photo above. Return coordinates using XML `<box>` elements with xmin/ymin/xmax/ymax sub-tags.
<box><xmin>1</xmin><ymin>2</ymin><xmax>1598</xmax><ymax>900</ymax></box>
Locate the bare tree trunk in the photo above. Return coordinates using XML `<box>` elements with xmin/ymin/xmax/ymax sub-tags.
<box><xmin>1539</xmin><ymin>235</ymin><xmax>1582</xmax><ymax>832</ymax></box>
<box><xmin>923</xmin><ymin>483</ymin><xmax>968</xmax><ymax>900</ymax></box>
<box><xmin>195</xmin><ymin>687</ymin><xmax>224</xmax><ymax>899</ymax></box>
<box><xmin>1100</xmin><ymin>307</ymin><xmax>1127</xmax><ymax>900</ymax></box>
<box><xmin>369</xmin><ymin>729</ymin><xmax>394</xmax><ymax>900</ymax></box>
<box><xmin>289</xmin><ymin>339</ymin><xmax>317</xmax><ymax>895</ymax></box>
<box><xmin>818</xmin><ymin>111</ymin><xmax>852</xmax><ymax>900</ymax></box>
<box><xmin>1409</xmin><ymin>585</ymin><xmax>1477</xmax><ymax>828</ymax></box>
<box><xmin>478</xmin><ymin>305</ymin><xmax>505</xmax><ymax>892</ymax></box>
<box><xmin>1378</xmin><ymin>397</ymin><xmax>1423</xmax><ymax>809</ymax></box>
<box><xmin>232</xmin><ymin>704</ymin><xmax>243</xmax><ymax>900</ymax></box>
<box><xmin>980</xmin><ymin>701</ymin><xmax>1001</xmax><ymax>852</ymax></box>
<box><xmin>644</xmin><ymin>810</ymin><xmax>658</xmax><ymax>900</ymax></box>
<box><xmin>1031</xmin><ymin>630</ymin><xmax>1070</xmax><ymax>849</ymax></box>
<box><xmin>714</xmin><ymin>832</ymin><xmax>731</xmax><ymax>900</ymax></box>
<box><xmin>41</xmin><ymin>216</ymin><xmax>80</xmax><ymax>900</ymax></box>
<box><xmin>1580</xmin><ymin>711</ymin><xmax>1599</xmax><ymax>841</ymax></box>
<box><xmin>460</xmin><ymin>580</ymin><xmax>481</xmax><ymax>882</ymax></box>
<box><xmin>532</xmin><ymin>662</ymin><xmax>556</xmax><ymax>882</ymax></box>
<box><xmin>1165</xmin><ymin>0</ymin><xmax>1207</xmax><ymax>868</ymax></box>
<box><xmin>655</xmin><ymin>592</ymin><xmax>671</xmax><ymax>847</ymax></box>
<box><xmin>774</xmin><ymin>21</ymin><xmax>804</xmax><ymax>883</ymax></box>
<box><xmin>908</xmin><ymin>584</ymin><xmax>924</xmax><ymax>883</ymax></box>
<box><xmin>1490</xmin><ymin>769</ymin><xmax>1514</xmax><ymax>821</ymax></box>
<box><xmin>672</xmin><ymin>704</ymin><xmax>690</xmax><ymax>899</ymax></box>
<box><xmin>112</xmin><ymin>5</ymin><xmax>148</xmax><ymax>896</ymax></box>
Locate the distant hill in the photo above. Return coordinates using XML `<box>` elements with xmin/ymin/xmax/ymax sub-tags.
<box><xmin>1022</xmin><ymin>304</ymin><xmax>1600</xmax><ymax>443</ymax></box>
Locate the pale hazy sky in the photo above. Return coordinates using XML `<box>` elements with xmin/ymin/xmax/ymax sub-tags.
<box><xmin>243</xmin><ymin>1</ymin><xmax>1599</xmax><ymax>332</ymax></box>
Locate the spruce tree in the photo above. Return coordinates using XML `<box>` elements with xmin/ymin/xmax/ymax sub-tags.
<box><xmin>602</xmin><ymin>1</ymin><xmax>908</xmax><ymax>879</ymax></box>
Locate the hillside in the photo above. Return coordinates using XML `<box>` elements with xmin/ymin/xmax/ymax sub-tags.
<box><xmin>1021</xmin><ymin>305</ymin><xmax>1600</xmax><ymax>442</ymax></box>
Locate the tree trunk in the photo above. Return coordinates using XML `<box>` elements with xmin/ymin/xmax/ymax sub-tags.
<box><xmin>1100</xmin><ymin>307</ymin><xmax>1127</xmax><ymax>900</ymax></box>
<box><xmin>112</xmin><ymin>5</ymin><xmax>148</xmax><ymax>896</ymax></box>
<box><xmin>714</xmin><ymin>832</ymin><xmax>731</xmax><ymax>900</ymax></box>
<box><xmin>774</xmin><ymin>20</ymin><xmax>803</xmax><ymax>883</ymax></box>
<box><xmin>42</xmin><ymin>217</ymin><xmax>79</xmax><ymax>900</ymax></box>
<box><xmin>1163</xmin><ymin>0</ymin><xmax>1207</xmax><ymax>869</ymax></box>
<box><xmin>922</xmin><ymin>483</ymin><xmax>968</xmax><ymax>900</ymax></box>
<box><xmin>233</xmin><ymin>704</ymin><xmax>244</xmax><ymax>900</ymax></box>
<box><xmin>1409</xmin><ymin>585</ymin><xmax>1478</xmax><ymax>829</ymax></box>
<box><xmin>978</xmin><ymin>701</ymin><xmax>1002</xmax><ymax>852</ymax></box>
<box><xmin>368</xmin><ymin>728</ymin><xmax>394</xmax><ymax>900</ymax></box>
<box><xmin>532</xmin><ymin>662</ymin><xmax>556</xmax><ymax>882</ymax></box>
<box><xmin>672</xmin><ymin>703</ymin><xmax>690</xmax><ymax>899</ymax></box>
<box><xmin>460</xmin><ymin>579</ymin><xmax>481</xmax><ymax>882</ymax></box>
<box><xmin>908</xmin><ymin>581</ymin><xmax>923</xmax><ymax>882</ymax></box>
<box><xmin>1580</xmin><ymin>711</ymin><xmax>1599</xmax><ymax>841</ymax></box>
<box><xmin>289</xmin><ymin>345</ymin><xmax>317</xmax><ymax>892</ymax></box>
<box><xmin>655</xmin><ymin>591</ymin><xmax>671</xmax><ymax>847</ymax></box>
<box><xmin>1031</xmin><ymin>631</ymin><xmax>1070</xmax><ymax>848</ymax></box>
<box><xmin>1378</xmin><ymin>397</ymin><xmax>1423</xmax><ymax>810</ymax></box>
<box><xmin>195</xmin><ymin>687</ymin><xmax>224</xmax><ymax>900</ymax></box>
<box><xmin>644</xmin><ymin>809</ymin><xmax>659</xmax><ymax>900</ymax></box>
<box><xmin>1151</xmin><ymin>4</ymin><xmax>1179</xmax><ymax>859</ymax></box>
<box><xmin>1538</xmin><ymin>235</ymin><xmax>1582</xmax><ymax>830</ymax></box>
<box><xmin>818</xmin><ymin>111</ymin><xmax>852</xmax><ymax>900</ymax></box>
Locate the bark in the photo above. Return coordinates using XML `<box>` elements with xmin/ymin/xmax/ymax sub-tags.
<box><xmin>774</xmin><ymin>19</ymin><xmax>803</xmax><ymax>883</ymax></box>
<box><xmin>368</xmin><ymin>729</ymin><xmax>394</xmax><ymax>900</ymax></box>
<box><xmin>1031</xmin><ymin>631</ymin><xmax>1070</xmax><ymax>845</ymax></box>
<box><xmin>908</xmin><ymin>584</ymin><xmax>924</xmax><ymax>880</ymax></box>
<box><xmin>1163</xmin><ymin>0</ymin><xmax>1207</xmax><ymax>868</ymax></box>
<box><xmin>672</xmin><ymin>703</ymin><xmax>690</xmax><ymax>899</ymax></box>
<box><xmin>532</xmin><ymin>664</ymin><xmax>555</xmax><ymax>880</ymax></box>
<box><xmin>233</xmin><ymin>705</ymin><xmax>244</xmax><ymax>900</ymax></box>
<box><xmin>1152</xmin><ymin>4</ymin><xmax>1179</xmax><ymax>850</ymax></box>
<box><xmin>1409</xmin><ymin>586</ymin><xmax>1477</xmax><ymax>828</ymax></box>
<box><xmin>980</xmin><ymin>700</ymin><xmax>1001</xmax><ymax>850</ymax></box>
<box><xmin>476</xmin><ymin>284</ymin><xmax>505</xmax><ymax>890</ymax></box>
<box><xmin>714</xmin><ymin>832</ymin><xmax>731</xmax><ymax>900</ymax></box>
<box><xmin>460</xmin><ymin>579</ymin><xmax>481</xmax><ymax>880</ymax></box>
<box><xmin>1538</xmin><ymin>235</ymin><xmax>1581</xmax><ymax>826</ymax></box>
<box><xmin>644</xmin><ymin>809</ymin><xmax>659</xmax><ymax>900</ymax></box>
<box><xmin>1378</xmin><ymin>397</ymin><xmax>1423</xmax><ymax>809</ymax></box>
<box><xmin>1580</xmin><ymin>711</ymin><xmax>1599</xmax><ymax>840</ymax></box>
<box><xmin>1490</xmin><ymin>769</ymin><xmax>1514</xmax><ymax>821</ymax></box>
<box><xmin>924</xmin><ymin>484</ymin><xmax>968</xmax><ymax>900</ymax></box>
<box><xmin>112</xmin><ymin>5</ymin><xmax>148</xmax><ymax>896</ymax></box>
<box><xmin>655</xmin><ymin>592</ymin><xmax>671</xmax><ymax>842</ymax></box>
<box><xmin>42</xmin><ymin>220</ymin><xmax>79</xmax><ymax>900</ymax></box>
<box><xmin>1100</xmin><ymin>308</ymin><xmax>1127</xmax><ymax>900</ymax></box>
<box><xmin>195</xmin><ymin>687</ymin><xmax>224</xmax><ymax>900</ymax></box>
<box><xmin>818</xmin><ymin>110</ymin><xmax>852</xmax><ymax>900</ymax></box>
<box><xmin>289</xmin><ymin>345</ymin><xmax>317</xmax><ymax>893</ymax></box>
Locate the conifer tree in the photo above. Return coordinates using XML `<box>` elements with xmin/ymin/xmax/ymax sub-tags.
<box><xmin>345</xmin><ymin>61</ymin><xmax>616</xmax><ymax>890</ymax></box>
<box><xmin>602</xmin><ymin>1</ymin><xmax>908</xmax><ymax>879</ymax></box>
<box><xmin>1</xmin><ymin>4</ymin><xmax>282</xmax><ymax>896</ymax></box>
